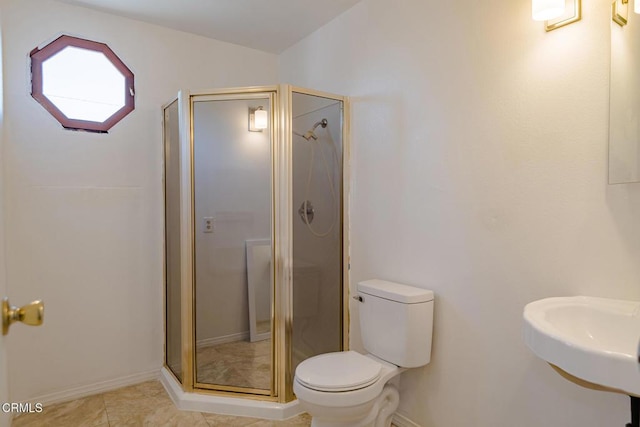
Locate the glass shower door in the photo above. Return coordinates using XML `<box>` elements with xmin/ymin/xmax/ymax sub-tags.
<box><xmin>291</xmin><ymin>91</ymin><xmax>344</xmax><ymax>371</ymax></box>
<box><xmin>163</xmin><ymin>99</ymin><xmax>182</xmax><ymax>382</ymax></box>
<box><xmin>192</xmin><ymin>93</ymin><xmax>275</xmax><ymax>395</ymax></box>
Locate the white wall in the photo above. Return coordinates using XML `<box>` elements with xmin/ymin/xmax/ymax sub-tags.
<box><xmin>280</xmin><ymin>1</ymin><xmax>640</xmax><ymax>426</ymax></box>
<box><xmin>1</xmin><ymin>0</ymin><xmax>277</xmax><ymax>402</ymax></box>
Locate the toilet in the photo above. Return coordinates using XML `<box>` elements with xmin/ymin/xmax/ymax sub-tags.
<box><xmin>293</xmin><ymin>279</ymin><xmax>434</xmax><ymax>427</ymax></box>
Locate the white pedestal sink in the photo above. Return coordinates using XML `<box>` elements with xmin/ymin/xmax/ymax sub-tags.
<box><xmin>523</xmin><ymin>296</ymin><xmax>640</xmax><ymax>397</ymax></box>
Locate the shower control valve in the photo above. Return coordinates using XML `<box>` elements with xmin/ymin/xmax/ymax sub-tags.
<box><xmin>298</xmin><ymin>200</ymin><xmax>315</xmax><ymax>224</ymax></box>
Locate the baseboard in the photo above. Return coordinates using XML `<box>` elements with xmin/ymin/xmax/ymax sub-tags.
<box><xmin>196</xmin><ymin>331</ymin><xmax>249</xmax><ymax>348</ymax></box>
<box><xmin>24</xmin><ymin>368</ymin><xmax>161</xmax><ymax>407</ymax></box>
<box><xmin>393</xmin><ymin>412</ymin><xmax>422</xmax><ymax>427</ymax></box>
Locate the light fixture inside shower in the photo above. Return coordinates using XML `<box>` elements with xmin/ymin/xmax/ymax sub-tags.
<box><xmin>249</xmin><ymin>106</ymin><xmax>268</xmax><ymax>132</ymax></box>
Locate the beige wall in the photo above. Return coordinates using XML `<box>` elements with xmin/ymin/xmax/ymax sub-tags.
<box><xmin>1</xmin><ymin>0</ymin><xmax>277</xmax><ymax>402</ymax></box>
<box><xmin>280</xmin><ymin>0</ymin><xmax>639</xmax><ymax>426</ymax></box>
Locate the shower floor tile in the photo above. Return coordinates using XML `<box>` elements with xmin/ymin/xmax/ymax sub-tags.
<box><xmin>11</xmin><ymin>380</ymin><xmax>312</xmax><ymax>427</ymax></box>
<box><xmin>196</xmin><ymin>339</ymin><xmax>272</xmax><ymax>390</ymax></box>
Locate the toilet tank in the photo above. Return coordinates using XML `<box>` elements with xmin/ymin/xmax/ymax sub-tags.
<box><xmin>357</xmin><ymin>279</ymin><xmax>434</xmax><ymax>368</ymax></box>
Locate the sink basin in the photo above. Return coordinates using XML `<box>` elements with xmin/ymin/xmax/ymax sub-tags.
<box><xmin>523</xmin><ymin>296</ymin><xmax>640</xmax><ymax>396</ymax></box>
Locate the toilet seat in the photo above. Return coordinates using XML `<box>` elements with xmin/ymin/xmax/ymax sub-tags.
<box><xmin>295</xmin><ymin>351</ymin><xmax>382</xmax><ymax>392</ymax></box>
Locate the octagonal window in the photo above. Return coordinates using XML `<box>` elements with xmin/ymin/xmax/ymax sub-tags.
<box><xmin>30</xmin><ymin>35</ymin><xmax>135</xmax><ymax>133</ymax></box>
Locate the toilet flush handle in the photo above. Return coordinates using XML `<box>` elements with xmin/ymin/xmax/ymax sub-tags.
<box><xmin>352</xmin><ymin>295</ymin><xmax>364</xmax><ymax>303</ymax></box>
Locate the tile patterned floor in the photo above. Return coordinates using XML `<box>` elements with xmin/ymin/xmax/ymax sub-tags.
<box><xmin>11</xmin><ymin>380</ymin><xmax>311</xmax><ymax>427</ymax></box>
<box><xmin>196</xmin><ymin>339</ymin><xmax>272</xmax><ymax>390</ymax></box>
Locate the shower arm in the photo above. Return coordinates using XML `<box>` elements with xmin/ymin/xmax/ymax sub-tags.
<box><xmin>293</xmin><ymin>118</ymin><xmax>328</xmax><ymax>142</ymax></box>
<box><xmin>312</xmin><ymin>119</ymin><xmax>328</xmax><ymax>130</ymax></box>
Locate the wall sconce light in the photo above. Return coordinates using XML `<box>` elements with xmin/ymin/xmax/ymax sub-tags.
<box><xmin>613</xmin><ymin>0</ymin><xmax>630</xmax><ymax>25</ymax></box>
<box><xmin>636</xmin><ymin>0</ymin><xmax>640</xmax><ymax>14</ymax></box>
<box><xmin>249</xmin><ymin>106</ymin><xmax>268</xmax><ymax>132</ymax></box>
<box><xmin>533</xmin><ymin>0</ymin><xmax>582</xmax><ymax>31</ymax></box>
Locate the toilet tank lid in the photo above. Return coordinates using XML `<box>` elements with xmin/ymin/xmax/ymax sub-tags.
<box><xmin>358</xmin><ymin>279</ymin><xmax>434</xmax><ymax>304</ymax></box>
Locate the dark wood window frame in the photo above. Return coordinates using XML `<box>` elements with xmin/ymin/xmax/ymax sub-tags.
<box><xmin>30</xmin><ymin>35</ymin><xmax>135</xmax><ymax>133</ymax></box>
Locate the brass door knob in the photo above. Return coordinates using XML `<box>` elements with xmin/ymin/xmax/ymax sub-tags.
<box><xmin>2</xmin><ymin>297</ymin><xmax>44</xmax><ymax>335</ymax></box>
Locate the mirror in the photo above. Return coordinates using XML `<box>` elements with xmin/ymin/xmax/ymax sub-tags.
<box><xmin>610</xmin><ymin>1</ymin><xmax>640</xmax><ymax>184</ymax></box>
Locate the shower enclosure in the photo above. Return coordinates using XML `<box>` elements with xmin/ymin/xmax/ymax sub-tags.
<box><xmin>162</xmin><ymin>86</ymin><xmax>349</xmax><ymax>412</ymax></box>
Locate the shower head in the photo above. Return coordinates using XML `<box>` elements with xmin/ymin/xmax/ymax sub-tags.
<box><xmin>312</xmin><ymin>119</ymin><xmax>328</xmax><ymax>130</ymax></box>
<box><xmin>293</xmin><ymin>118</ymin><xmax>328</xmax><ymax>141</ymax></box>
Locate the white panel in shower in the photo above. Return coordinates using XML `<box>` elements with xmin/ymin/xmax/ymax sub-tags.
<box><xmin>246</xmin><ymin>238</ymin><xmax>272</xmax><ymax>342</ymax></box>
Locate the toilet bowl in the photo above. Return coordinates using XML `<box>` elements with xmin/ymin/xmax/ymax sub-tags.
<box><xmin>293</xmin><ymin>280</ymin><xmax>434</xmax><ymax>427</ymax></box>
<box><xmin>294</xmin><ymin>351</ymin><xmax>404</xmax><ymax>427</ymax></box>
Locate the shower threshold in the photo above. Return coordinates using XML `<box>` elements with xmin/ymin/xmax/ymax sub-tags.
<box><xmin>160</xmin><ymin>368</ymin><xmax>302</xmax><ymax>420</ymax></box>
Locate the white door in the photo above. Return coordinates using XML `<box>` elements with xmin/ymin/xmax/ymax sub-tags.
<box><xmin>0</xmin><ymin>249</ymin><xmax>7</xmax><ymax>427</ymax></box>
<box><xmin>0</xmin><ymin>11</ymin><xmax>9</xmax><ymax>420</ymax></box>
<box><xmin>0</xmin><ymin>162</ymin><xmax>9</xmax><ymax>426</ymax></box>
